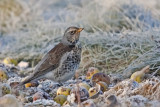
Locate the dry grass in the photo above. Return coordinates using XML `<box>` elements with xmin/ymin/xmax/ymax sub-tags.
<box><xmin>0</xmin><ymin>0</ymin><xmax>30</xmax><ymax>33</ymax></box>
<box><xmin>80</xmin><ymin>30</ymin><xmax>160</xmax><ymax>77</ymax></box>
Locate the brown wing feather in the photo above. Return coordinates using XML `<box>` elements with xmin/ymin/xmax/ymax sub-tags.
<box><xmin>21</xmin><ymin>43</ymin><xmax>74</xmax><ymax>84</ymax></box>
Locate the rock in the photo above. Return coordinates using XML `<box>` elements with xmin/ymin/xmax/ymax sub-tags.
<box><xmin>7</xmin><ymin>77</ymin><xmax>21</xmax><ymax>88</ymax></box>
<box><xmin>67</xmin><ymin>93</ymin><xmax>76</xmax><ymax>104</ymax></box>
<box><xmin>40</xmin><ymin>80</ymin><xmax>58</xmax><ymax>92</ymax></box>
<box><xmin>33</xmin><ymin>92</ymin><xmax>44</xmax><ymax>101</ymax></box>
<box><xmin>105</xmin><ymin>95</ymin><xmax>121</xmax><ymax>107</ymax></box>
<box><xmin>25</xmin><ymin>96</ymin><xmax>33</xmax><ymax>102</ymax></box>
<box><xmin>25</xmin><ymin>99</ymin><xmax>60</xmax><ymax>106</ymax></box>
<box><xmin>18</xmin><ymin>61</ymin><xmax>29</xmax><ymax>69</ymax></box>
<box><xmin>26</xmin><ymin>87</ymin><xmax>39</xmax><ymax>96</ymax></box>
<box><xmin>82</xmin><ymin>99</ymin><xmax>96</xmax><ymax>107</ymax></box>
<box><xmin>0</xmin><ymin>94</ymin><xmax>23</xmax><ymax>107</ymax></box>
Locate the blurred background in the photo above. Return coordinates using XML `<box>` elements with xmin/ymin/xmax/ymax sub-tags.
<box><xmin>0</xmin><ymin>0</ymin><xmax>160</xmax><ymax>76</ymax></box>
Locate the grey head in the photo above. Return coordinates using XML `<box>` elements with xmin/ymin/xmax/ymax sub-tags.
<box><xmin>61</xmin><ymin>26</ymin><xmax>83</xmax><ymax>46</ymax></box>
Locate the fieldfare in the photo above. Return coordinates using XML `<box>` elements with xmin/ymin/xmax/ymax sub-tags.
<box><xmin>20</xmin><ymin>26</ymin><xmax>83</xmax><ymax>85</ymax></box>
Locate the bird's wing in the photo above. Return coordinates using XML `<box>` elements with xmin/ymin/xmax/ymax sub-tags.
<box><xmin>21</xmin><ymin>43</ymin><xmax>74</xmax><ymax>84</ymax></box>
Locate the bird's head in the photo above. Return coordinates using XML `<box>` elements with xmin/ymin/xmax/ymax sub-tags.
<box><xmin>62</xmin><ymin>27</ymin><xmax>83</xmax><ymax>46</ymax></box>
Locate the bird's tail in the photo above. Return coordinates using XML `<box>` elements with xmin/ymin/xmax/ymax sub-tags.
<box><xmin>19</xmin><ymin>74</ymin><xmax>43</xmax><ymax>86</ymax></box>
<box><xmin>12</xmin><ymin>76</ymin><xmax>33</xmax><ymax>89</ymax></box>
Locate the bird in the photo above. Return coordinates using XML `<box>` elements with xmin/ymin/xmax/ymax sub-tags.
<box><xmin>19</xmin><ymin>26</ymin><xmax>83</xmax><ymax>86</ymax></box>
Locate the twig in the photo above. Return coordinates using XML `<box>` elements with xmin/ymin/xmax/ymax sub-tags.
<box><xmin>75</xmin><ymin>70</ymin><xmax>83</xmax><ymax>107</ymax></box>
<box><xmin>151</xmin><ymin>67</ymin><xmax>160</xmax><ymax>77</ymax></box>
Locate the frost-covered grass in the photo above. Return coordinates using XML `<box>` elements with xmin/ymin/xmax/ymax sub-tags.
<box><xmin>0</xmin><ymin>0</ymin><xmax>160</xmax><ymax>77</ymax></box>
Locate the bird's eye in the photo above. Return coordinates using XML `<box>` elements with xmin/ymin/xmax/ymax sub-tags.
<box><xmin>70</xmin><ymin>31</ymin><xmax>75</xmax><ymax>35</ymax></box>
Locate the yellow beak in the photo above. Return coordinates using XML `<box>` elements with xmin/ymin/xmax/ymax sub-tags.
<box><xmin>77</xmin><ymin>28</ymin><xmax>84</xmax><ymax>33</ymax></box>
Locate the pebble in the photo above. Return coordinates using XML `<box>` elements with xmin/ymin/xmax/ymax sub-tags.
<box><xmin>0</xmin><ymin>94</ymin><xmax>23</xmax><ymax>107</ymax></box>
<box><xmin>18</xmin><ymin>61</ymin><xmax>29</xmax><ymax>69</ymax></box>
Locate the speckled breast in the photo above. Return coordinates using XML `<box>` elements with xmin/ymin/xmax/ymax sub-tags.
<box><xmin>54</xmin><ymin>45</ymin><xmax>81</xmax><ymax>82</ymax></box>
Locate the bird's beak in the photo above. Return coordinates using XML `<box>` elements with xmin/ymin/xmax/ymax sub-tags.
<box><xmin>77</xmin><ymin>28</ymin><xmax>84</xmax><ymax>33</ymax></box>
